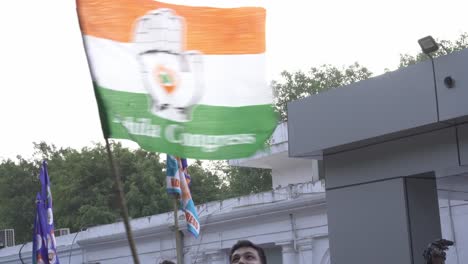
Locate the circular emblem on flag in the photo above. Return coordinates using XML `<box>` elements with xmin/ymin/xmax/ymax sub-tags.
<box><xmin>154</xmin><ymin>65</ymin><xmax>178</xmax><ymax>94</ymax></box>
<box><xmin>48</xmin><ymin>249</ymin><xmax>57</xmax><ymax>264</ymax></box>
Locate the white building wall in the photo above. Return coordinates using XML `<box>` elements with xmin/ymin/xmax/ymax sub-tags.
<box><xmin>230</xmin><ymin>122</ymin><xmax>322</xmax><ymax>189</ymax></box>
<box><xmin>1</xmin><ymin>187</ymin><xmax>467</xmax><ymax>264</ymax></box>
<box><xmin>272</xmin><ymin>159</ymin><xmax>320</xmax><ymax>189</ymax></box>
<box><xmin>0</xmin><ymin>182</ymin><xmax>330</xmax><ymax>264</ymax></box>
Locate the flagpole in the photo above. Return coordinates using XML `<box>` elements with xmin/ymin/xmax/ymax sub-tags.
<box><xmin>104</xmin><ymin>138</ymin><xmax>140</xmax><ymax>264</ymax></box>
<box><xmin>173</xmin><ymin>157</ymin><xmax>184</xmax><ymax>264</ymax></box>
<box><xmin>173</xmin><ymin>195</ymin><xmax>184</xmax><ymax>264</ymax></box>
<box><xmin>76</xmin><ymin>13</ymin><xmax>139</xmax><ymax>261</ymax></box>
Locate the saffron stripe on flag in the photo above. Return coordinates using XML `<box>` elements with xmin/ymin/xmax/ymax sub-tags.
<box><xmin>77</xmin><ymin>0</ymin><xmax>265</xmax><ymax>54</ymax></box>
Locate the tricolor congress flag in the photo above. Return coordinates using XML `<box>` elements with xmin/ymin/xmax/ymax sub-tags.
<box><xmin>77</xmin><ymin>0</ymin><xmax>277</xmax><ymax>159</ymax></box>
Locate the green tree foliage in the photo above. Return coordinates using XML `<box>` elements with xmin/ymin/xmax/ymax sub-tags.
<box><xmin>124</xmin><ymin>150</ymin><xmax>169</xmax><ymax>218</ymax></box>
<box><xmin>225</xmin><ymin>166</ymin><xmax>272</xmax><ymax>197</ymax></box>
<box><xmin>0</xmin><ymin>142</ymin><xmax>228</xmax><ymax>243</ymax></box>
<box><xmin>399</xmin><ymin>33</ymin><xmax>468</xmax><ymax>68</ymax></box>
<box><xmin>0</xmin><ymin>157</ymin><xmax>38</xmax><ymax>244</ymax></box>
<box><xmin>45</xmin><ymin>143</ymin><xmax>120</xmax><ymax>232</ymax></box>
<box><xmin>187</xmin><ymin>160</ymin><xmax>226</xmax><ymax>204</ymax></box>
<box><xmin>272</xmin><ymin>63</ymin><xmax>372</xmax><ymax>121</ymax></box>
<box><xmin>211</xmin><ymin>161</ymin><xmax>272</xmax><ymax>198</ymax></box>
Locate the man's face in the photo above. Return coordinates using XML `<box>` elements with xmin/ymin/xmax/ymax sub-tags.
<box><xmin>231</xmin><ymin>246</ymin><xmax>262</xmax><ymax>264</ymax></box>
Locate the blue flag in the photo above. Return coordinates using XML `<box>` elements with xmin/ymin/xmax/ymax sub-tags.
<box><xmin>33</xmin><ymin>161</ymin><xmax>60</xmax><ymax>264</ymax></box>
<box><xmin>166</xmin><ymin>155</ymin><xmax>200</xmax><ymax>238</ymax></box>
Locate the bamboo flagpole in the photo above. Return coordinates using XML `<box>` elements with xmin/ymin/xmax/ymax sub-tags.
<box><xmin>76</xmin><ymin>8</ymin><xmax>140</xmax><ymax>262</ymax></box>
<box><xmin>166</xmin><ymin>155</ymin><xmax>184</xmax><ymax>264</ymax></box>
<box><xmin>75</xmin><ymin>8</ymin><xmax>141</xmax><ymax>263</ymax></box>
<box><xmin>172</xmin><ymin>157</ymin><xmax>184</xmax><ymax>264</ymax></box>
<box><xmin>173</xmin><ymin>194</ymin><xmax>184</xmax><ymax>264</ymax></box>
<box><xmin>104</xmin><ymin>138</ymin><xmax>140</xmax><ymax>264</ymax></box>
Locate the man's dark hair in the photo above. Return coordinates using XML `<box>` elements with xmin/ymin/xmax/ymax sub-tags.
<box><xmin>161</xmin><ymin>261</ymin><xmax>175</xmax><ymax>264</ymax></box>
<box><xmin>229</xmin><ymin>240</ymin><xmax>267</xmax><ymax>264</ymax></box>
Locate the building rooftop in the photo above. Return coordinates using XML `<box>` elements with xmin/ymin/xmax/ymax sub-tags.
<box><xmin>0</xmin><ymin>181</ymin><xmax>325</xmax><ymax>259</ymax></box>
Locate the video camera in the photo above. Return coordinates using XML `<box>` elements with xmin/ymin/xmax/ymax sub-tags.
<box><xmin>422</xmin><ymin>239</ymin><xmax>454</xmax><ymax>264</ymax></box>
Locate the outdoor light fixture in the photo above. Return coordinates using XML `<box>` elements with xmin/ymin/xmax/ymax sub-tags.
<box><xmin>418</xmin><ymin>36</ymin><xmax>439</xmax><ymax>55</ymax></box>
<box><xmin>418</xmin><ymin>35</ymin><xmax>456</xmax><ymax>89</ymax></box>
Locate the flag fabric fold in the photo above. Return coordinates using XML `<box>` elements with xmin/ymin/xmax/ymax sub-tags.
<box><xmin>166</xmin><ymin>155</ymin><xmax>182</xmax><ymax>195</ymax></box>
<box><xmin>77</xmin><ymin>0</ymin><xmax>277</xmax><ymax>160</ymax></box>
<box><xmin>33</xmin><ymin>161</ymin><xmax>59</xmax><ymax>264</ymax></box>
<box><xmin>33</xmin><ymin>194</ymin><xmax>48</xmax><ymax>264</ymax></box>
<box><xmin>166</xmin><ymin>155</ymin><xmax>200</xmax><ymax>238</ymax></box>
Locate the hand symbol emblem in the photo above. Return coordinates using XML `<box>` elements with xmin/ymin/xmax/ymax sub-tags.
<box><xmin>134</xmin><ymin>9</ymin><xmax>203</xmax><ymax>122</ymax></box>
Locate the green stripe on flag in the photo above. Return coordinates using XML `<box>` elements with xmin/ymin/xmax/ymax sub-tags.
<box><xmin>94</xmin><ymin>84</ymin><xmax>277</xmax><ymax>159</ymax></box>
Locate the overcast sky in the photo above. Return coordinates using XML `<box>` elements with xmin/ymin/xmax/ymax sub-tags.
<box><xmin>0</xmin><ymin>0</ymin><xmax>467</xmax><ymax>160</ymax></box>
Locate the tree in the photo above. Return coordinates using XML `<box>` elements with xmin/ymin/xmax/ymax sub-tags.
<box><xmin>187</xmin><ymin>160</ymin><xmax>226</xmax><ymax>204</ymax></box>
<box><xmin>44</xmin><ymin>143</ymin><xmax>172</xmax><ymax>230</ymax></box>
<box><xmin>44</xmin><ymin>143</ymin><xmax>120</xmax><ymax>231</ymax></box>
<box><xmin>0</xmin><ymin>157</ymin><xmax>38</xmax><ymax>243</ymax></box>
<box><xmin>399</xmin><ymin>33</ymin><xmax>468</xmax><ymax>68</ymax></box>
<box><xmin>210</xmin><ymin>161</ymin><xmax>272</xmax><ymax>198</ymax></box>
<box><xmin>0</xmin><ymin>142</ymin><xmax>231</xmax><ymax>243</ymax></box>
<box><xmin>272</xmin><ymin>63</ymin><xmax>372</xmax><ymax>121</ymax></box>
<box><xmin>226</xmin><ymin>166</ymin><xmax>272</xmax><ymax>197</ymax></box>
<box><xmin>272</xmin><ymin>33</ymin><xmax>468</xmax><ymax>123</ymax></box>
<box><xmin>124</xmin><ymin>149</ymin><xmax>170</xmax><ymax>218</ymax></box>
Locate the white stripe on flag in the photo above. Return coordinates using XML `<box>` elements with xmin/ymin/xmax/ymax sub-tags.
<box><xmin>85</xmin><ymin>36</ymin><xmax>271</xmax><ymax>107</ymax></box>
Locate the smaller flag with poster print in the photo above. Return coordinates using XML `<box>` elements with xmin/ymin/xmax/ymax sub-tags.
<box><xmin>166</xmin><ymin>155</ymin><xmax>182</xmax><ymax>195</ymax></box>
<box><xmin>166</xmin><ymin>155</ymin><xmax>200</xmax><ymax>238</ymax></box>
<box><xmin>179</xmin><ymin>158</ymin><xmax>200</xmax><ymax>238</ymax></box>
